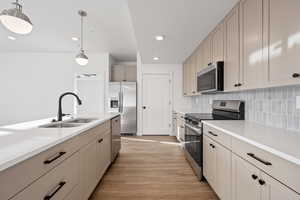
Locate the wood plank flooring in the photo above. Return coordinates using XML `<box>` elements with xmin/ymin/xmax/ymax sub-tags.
<box><xmin>90</xmin><ymin>136</ymin><xmax>218</xmax><ymax>200</ymax></box>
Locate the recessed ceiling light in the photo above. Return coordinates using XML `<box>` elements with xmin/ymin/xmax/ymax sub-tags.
<box><xmin>8</xmin><ymin>35</ymin><xmax>16</xmax><ymax>40</ymax></box>
<box><xmin>155</xmin><ymin>35</ymin><xmax>165</xmax><ymax>41</ymax></box>
<box><xmin>72</xmin><ymin>37</ymin><xmax>79</xmax><ymax>41</ymax></box>
<box><xmin>153</xmin><ymin>57</ymin><xmax>159</xmax><ymax>61</ymax></box>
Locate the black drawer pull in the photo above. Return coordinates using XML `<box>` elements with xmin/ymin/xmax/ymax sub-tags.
<box><xmin>234</xmin><ymin>84</ymin><xmax>238</xmax><ymax>87</ymax></box>
<box><xmin>208</xmin><ymin>131</ymin><xmax>218</xmax><ymax>137</ymax></box>
<box><xmin>44</xmin><ymin>181</ymin><xmax>66</xmax><ymax>200</ymax></box>
<box><xmin>292</xmin><ymin>73</ymin><xmax>300</xmax><ymax>78</ymax></box>
<box><xmin>98</xmin><ymin>138</ymin><xmax>103</xmax><ymax>143</ymax></box>
<box><xmin>247</xmin><ymin>153</ymin><xmax>272</xmax><ymax>166</ymax></box>
<box><xmin>44</xmin><ymin>152</ymin><xmax>66</xmax><ymax>164</ymax></box>
<box><xmin>237</xmin><ymin>83</ymin><xmax>242</xmax><ymax>87</ymax></box>
<box><xmin>209</xmin><ymin>143</ymin><xmax>215</xmax><ymax>148</ymax></box>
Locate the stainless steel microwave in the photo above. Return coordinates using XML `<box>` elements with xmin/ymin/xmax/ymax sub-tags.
<box><xmin>197</xmin><ymin>62</ymin><xmax>224</xmax><ymax>93</ymax></box>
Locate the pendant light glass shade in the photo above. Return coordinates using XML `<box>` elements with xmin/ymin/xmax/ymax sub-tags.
<box><xmin>75</xmin><ymin>49</ymin><xmax>89</xmax><ymax>66</ymax></box>
<box><xmin>75</xmin><ymin>10</ymin><xmax>88</xmax><ymax>66</ymax></box>
<box><xmin>0</xmin><ymin>0</ymin><xmax>33</xmax><ymax>35</ymax></box>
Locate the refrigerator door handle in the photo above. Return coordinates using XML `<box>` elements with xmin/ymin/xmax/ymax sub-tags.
<box><xmin>118</xmin><ymin>91</ymin><xmax>122</xmax><ymax>113</ymax></box>
<box><xmin>120</xmin><ymin>91</ymin><xmax>124</xmax><ymax>113</ymax></box>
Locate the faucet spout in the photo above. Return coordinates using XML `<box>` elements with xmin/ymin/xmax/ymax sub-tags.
<box><xmin>57</xmin><ymin>92</ymin><xmax>82</xmax><ymax>122</ymax></box>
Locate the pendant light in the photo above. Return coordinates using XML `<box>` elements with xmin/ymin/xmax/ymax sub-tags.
<box><xmin>75</xmin><ymin>10</ymin><xmax>88</xmax><ymax>66</ymax></box>
<box><xmin>0</xmin><ymin>0</ymin><xmax>33</xmax><ymax>35</ymax></box>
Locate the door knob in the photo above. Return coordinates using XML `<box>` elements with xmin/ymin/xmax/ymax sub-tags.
<box><xmin>142</xmin><ymin>106</ymin><xmax>146</xmax><ymax>109</ymax></box>
<box><xmin>292</xmin><ymin>73</ymin><xmax>300</xmax><ymax>78</ymax></box>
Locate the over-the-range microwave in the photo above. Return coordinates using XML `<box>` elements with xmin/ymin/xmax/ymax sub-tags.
<box><xmin>197</xmin><ymin>61</ymin><xmax>224</xmax><ymax>93</ymax></box>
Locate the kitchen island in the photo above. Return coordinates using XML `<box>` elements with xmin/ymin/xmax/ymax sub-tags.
<box><xmin>0</xmin><ymin>113</ymin><xmax>120</xmax><ymax>200</ymax></box>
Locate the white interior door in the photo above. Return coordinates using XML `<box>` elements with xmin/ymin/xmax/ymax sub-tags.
<box><xmin>142</xmin><ymin>73</ymin><xmax>172</xmax><ymax>135</ymax></box>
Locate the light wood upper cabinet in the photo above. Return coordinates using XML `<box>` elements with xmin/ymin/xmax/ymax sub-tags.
<box><xmin>203</xmin><ymin>35</ymin><xmax>213</xmax><ymax>67</ymax></box>
<box><xmin>268</xmin><ymin>0</ymin><xmax>300</xmax><ymax>86</ymax></box>
<box><xmin>224</xmin><ymin>4</ymin><xmax>241</xmax><ymax>91</ymax></box>
<box><xmin>182</xmin><ymin>61</ymin><xmax>189</xmax><ymax>96</ymax></box>
<box><xmin>240</xmin><ymin>0</ymin><xmax>268</xmax><ymax>90</ymax></box>
<box><xmin>212</xmin><ymin>23</ymin><xmax>225</xmax><ymax>63</ymax></box>
<box><xmin>190</xmin><ymin>53</ymin><xmax>197</xmax><ymax>95</ymax></box>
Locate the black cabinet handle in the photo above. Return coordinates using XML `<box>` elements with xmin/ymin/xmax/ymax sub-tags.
<box><xmin>247</xmin><ymin>153</ymin><xmax>272</xmax><ymax>166</ymax></box>
<box><xmin>292</xmin><ymin>73</ymin><xmax>300</xmax><ymax>78</ymax></box>
<box><xmin>252</xmin><ymin>174</ymin><xmax>258</xmax><ymax>180</ymax></box>
<box><xmin>44</xmin><ymin>152</ymin><xmax>66</xmax><ymax>164</ymax></box>
<box><xmin>237</xmin><ymin>83</ymin><xmax>242</xmax><ymax>87</ymax></box>
<box><xmin>98</xmin><ymin>138</ymin><xmax>103</xmax><ymax>143</ymax></box>
<box><xmin>209</xmin><ymin>143</ymin><xmax>215</xmax><ymax>148</ymax></box>
<box><xmin>208</xmin><ymin>63</ymin><xmax>213</xmax><ymax>66</ymax></box>
<box><xmin>208</xmin><ymin>131</ymin><xmax>218</xmax><ymax>137</ymax></box>
<box><xmin>44</xmin><ymin>181</ymin><xmax>66</xmax><ymax>200</ymax></box>
<box><xmin>234</xmin><ymin>84</ymin><xmax>238</xmax><ymax>87</ymax></box>
<box><xmin>142</xmin><ymin>106</ymin><xmax>146</xmax><ymax>109</ymax></box>
<box><xmin>258</xmin><ymin>179</ymin><xmax>266</xmax><ymax>185</ymax></box>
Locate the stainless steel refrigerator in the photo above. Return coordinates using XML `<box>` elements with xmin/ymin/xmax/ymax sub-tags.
<box><xmin>108</xmin><ymin>82</ymin><xmax>137</xmax><ymax>135</ymax></box>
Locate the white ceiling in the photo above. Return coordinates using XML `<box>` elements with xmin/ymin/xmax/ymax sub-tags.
<box><xmin>0</xmin><ymin>0</ymin><xmax>137</xmax><ymax>61</ymax></box>
<box><xmin>127</xmin><ymin>0</ymin><xmax>239</xmax><ymax>64</ymax></box>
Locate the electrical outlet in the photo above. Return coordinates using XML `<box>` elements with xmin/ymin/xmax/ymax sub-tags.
<box><xmin>297</xmin><ymin>96</ymin><xmax>300</xmax><ymax>109</ymax></box>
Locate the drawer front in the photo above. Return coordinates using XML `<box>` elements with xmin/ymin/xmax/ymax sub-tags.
<box><xmin>11</xmin><ymin>151</ymin><xmax>80</xmax><ymax>200</ymax></box>
<box><xmin>232</xmin><ymin>137</ymin><xmax>300</xmax><ymax>193</ymax></box>
<box><xmin>0</xmin><ymin>136</ymin><xmax>80</xmax><ymax>200</ymax></box>
<box><xmin>79</xmin><ymin>121</ymin><xmax>111</xmax><ymax>147</ymax></box>
<box><xmin>203</xmin><ymin>124</ymin><xmax>232</xmax><ymax>149</ymax></box>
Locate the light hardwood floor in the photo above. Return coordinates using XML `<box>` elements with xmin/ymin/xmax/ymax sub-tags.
<box><xmin>90</xmin><ymin>136</ymin><xmax>218</xmax><ymax>200</ymax></box>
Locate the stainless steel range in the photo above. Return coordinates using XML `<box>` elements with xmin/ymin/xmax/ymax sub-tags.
<box><xmin>184</xmin><ymin>100</ymin><xmax>245</xmax><ymax>180</ymax></box>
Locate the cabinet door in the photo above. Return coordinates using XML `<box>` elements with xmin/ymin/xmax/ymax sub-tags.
<box><xmin>215</xmin><ymin>142</ymin><xmax>232</xmax><ymax>200</ymax></box>
<box><xmin>111</xmin><ymin>65</ymin><xmax>125</xmax><ymax>82</ymax></box>
<box><xmin>80</xmin><ymin>140</ymin><xmax>98</xmax><ymax>200</ymax></box>
<box><xmin>203</xmin><ymin>135</ymin><xmax>216</xmax><ymax>188</ymax></box>
<box><xmin>190</xmin><ymin>53</ymin><xmax>197</xmax><ymax>95</ymax></box>
<box><xmin>268</xmin><ymin>0</ymin><xmax>300</xmax><ymax>86</ymax></box>
<box><xmin>212</xmin><ymin>23</ymin><xmax>225</xmax><ymax>63</ymax></box>
<box><xmin>224</xmin><ymin>5</ymin><xmax>240</xmax><ymax>91</ymax></box>
<box><xmin>240</xmin><ymin>0</ymin><xmax>267</xmax><ymax>89</ymax></box>
<box><xmin>125</xmin><ymin>65</ymin><xmax>137</xmax><ymax>81</ymax></box>
<box><xmin>261</xmin><ymin>172</ymin><xmax>300</xmax><ymax>200</ymax></box>
<box><xmin>203</xmin><ymin>35</ymin><xmax>212</xmax><ymax>67</ymax></box>
<box><xmin>182</xmin><ymin>61</ymin><xmax>189</xmax><ymax>96</ymax></box>
<box><xmin>232</xmin><ymin>154</ymin><xmax>261</xmax><ymax>200</ymax></box>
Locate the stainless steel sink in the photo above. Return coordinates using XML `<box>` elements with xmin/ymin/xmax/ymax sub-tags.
<box><xmin>67</xmin><ymin>118</ymin><xmax>97</xmax><ymax>123</ymax></box>
<box><xmin>39</xmin><ymin>123</ymin><xmax>83</xmax><ymax>128</ymax></box>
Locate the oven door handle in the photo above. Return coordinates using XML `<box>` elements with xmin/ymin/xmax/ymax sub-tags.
<box><xmin>185</xmin><ymin>124</ymin><xmax>201</xmax><ymax>134</ymax></box>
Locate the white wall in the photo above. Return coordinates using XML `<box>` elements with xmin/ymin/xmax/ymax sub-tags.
<box><xmin>0</xmin><ymin>52</ymin><xmax>110</xmax><ymax>126</ymax></box>
<box><xmin>136</xmin><ymin>54</ymin><xmax>192</xmax><ymax>135</ymax></box>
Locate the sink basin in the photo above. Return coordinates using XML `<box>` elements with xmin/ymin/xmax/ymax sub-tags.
<box><xmin>67</xmin><ymin>118</ymin><xmax>98</xmax><ymax>123</ymax></box>
<box><xmin>39</xmin><ymin>123</ymin><xmax>83</xmax><ymax>128</ymax></box>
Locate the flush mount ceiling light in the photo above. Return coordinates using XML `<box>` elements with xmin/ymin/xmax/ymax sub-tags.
<box><xmin>0</xmin><ymin>0</ymin><xmax>33</xmax><ymax>35</ymax></box>
<box><xmin>75</xmin><ymin>10</ymin><xmax>88</xmax><ymax>66</ymax></box>
<box><xmin>153</xmin><ymin>57</ymin><xmax>159</xmax><ymax>61</ymax></box>
<box><xmin>155</xmin><ymin>35</ymin><xmax>165</xmax><ymax>41</ymax></box>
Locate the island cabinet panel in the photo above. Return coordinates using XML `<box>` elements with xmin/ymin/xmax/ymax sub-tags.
<box><xmin>224</xmin><ymin>4</ymin><xmax>241</xmax><ymax>91</ymax></box>
<box><xmin>96</xmin><ymin>130</ymin><xmax>111</xmax><ymax>180</ymax></box>
<box><xmin>11</xmin><ymin>152</ymin><xmax>80</xmax><ymax>200</ymax></box>
<box><xmin>0</xmin><ymin>136</ymin><xmax>80</xmax><ymax>200</ymax></box>
<box><xmin>268</xmin><ymin>0</ymin><xmax>300</xmax><ymax>86</ymax></box>
<box><xmin>239</xmin><ymin>0</ymin><xmax>268</xmax><ymax>90</ymax></box>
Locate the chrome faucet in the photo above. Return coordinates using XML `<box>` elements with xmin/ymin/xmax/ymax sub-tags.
<box><xmin>57</xmin><ymin>92</ymin><xmax>82</xmax><ymax>122</ymax></box>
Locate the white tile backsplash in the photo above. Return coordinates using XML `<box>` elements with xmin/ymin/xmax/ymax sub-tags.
<box><xmin>191</xmin><ymin>85</ymin><xmax>300</xmax><ymax>132</ymax></box>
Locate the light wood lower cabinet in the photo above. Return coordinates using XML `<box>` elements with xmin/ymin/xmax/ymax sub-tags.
<box><xmin>204</xmin><ymin>124</ymin><xmax>300</xmax><ymax>200</ymax></box>
<box><xmin>232</xmin><ymin>154</ymin><xmax>300</xmax><ymax>200</ymax></box>
<box><xmin>203</xmin><ymin>135</ymin><xmax>231</xmax><ymax>200</ymax></box>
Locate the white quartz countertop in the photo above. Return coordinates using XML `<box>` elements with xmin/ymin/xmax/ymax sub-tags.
<box><xmin>0</xmin><ymin>113</ymin><xmax>120</xmax><ymax>172</ymax></box>
<box><xmin>202</xmin><ymin>121</ymin><xmax>300</xmax><ymax>166</ymax></box>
